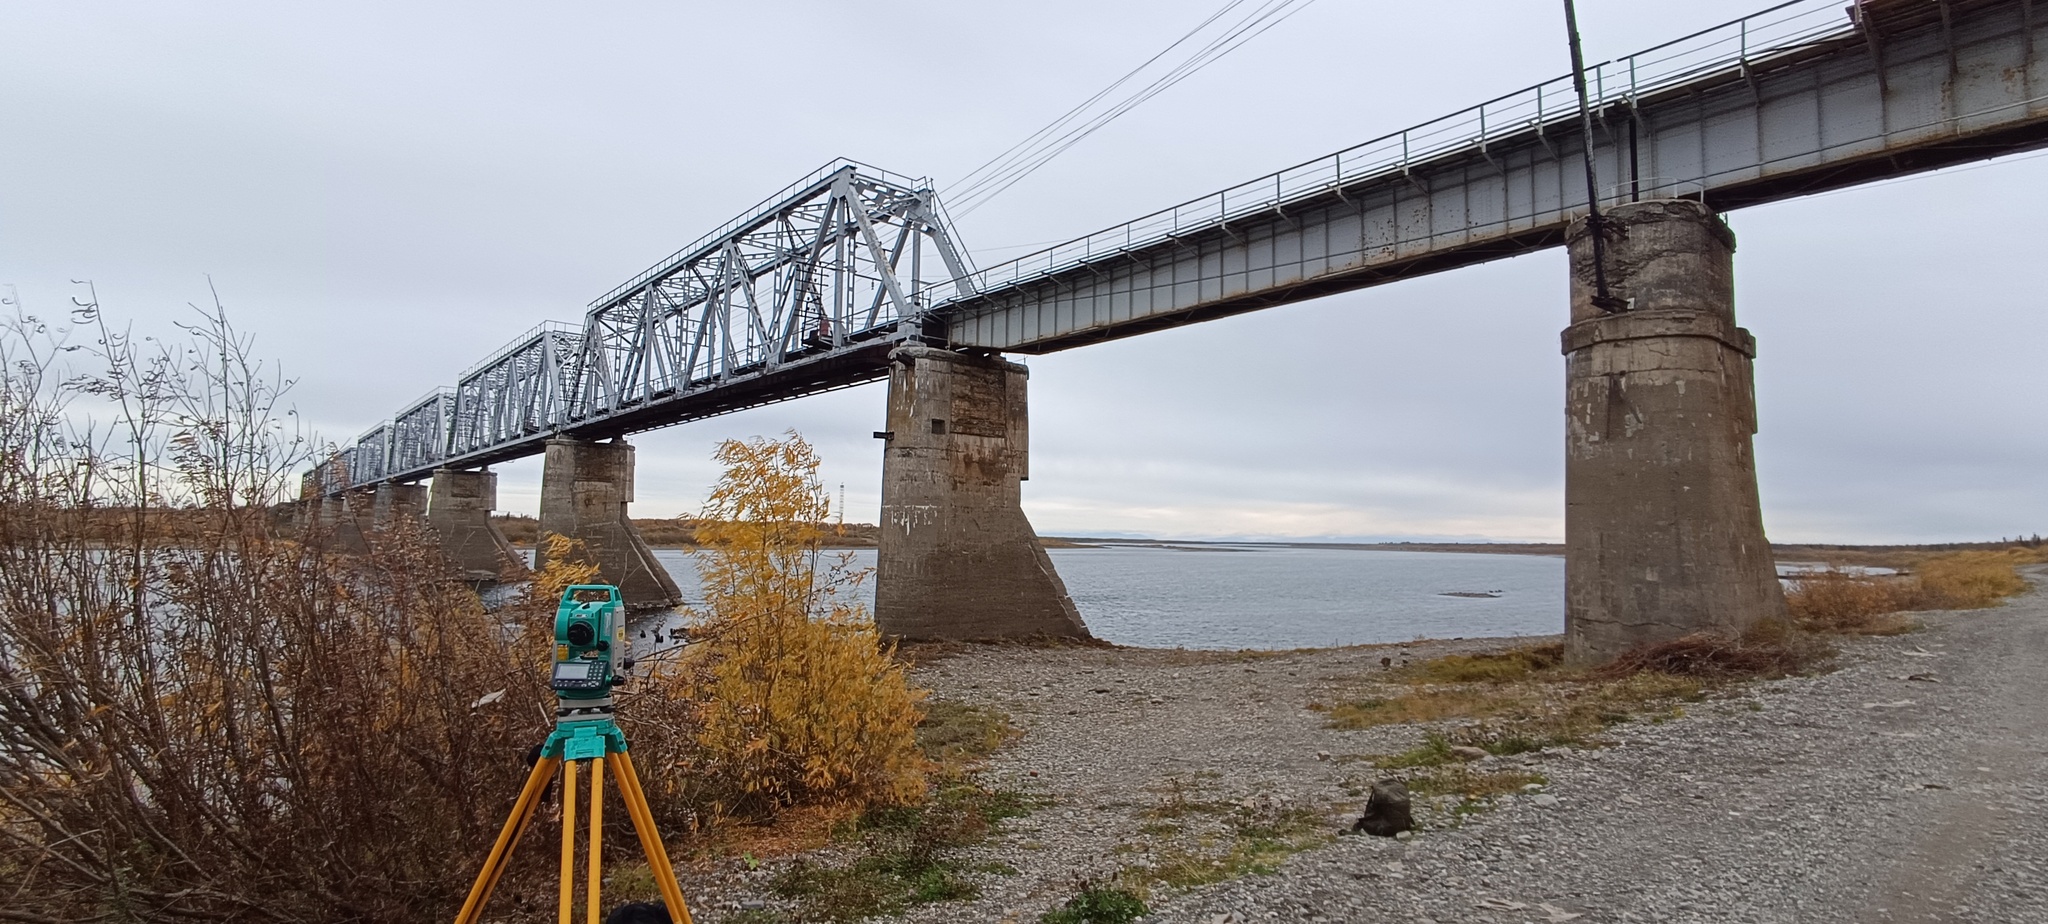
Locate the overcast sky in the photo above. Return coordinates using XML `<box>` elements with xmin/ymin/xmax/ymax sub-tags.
<box><xmin>4</xmin><ymin>1</ymin><xmax>2042</xmax><ymax>544</ymax></box>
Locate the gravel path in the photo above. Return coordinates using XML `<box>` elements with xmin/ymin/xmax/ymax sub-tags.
<box><xmin>694</xmin><ymin>566</ymin><xmax>2048</xmax><ymax>923</ymax></box>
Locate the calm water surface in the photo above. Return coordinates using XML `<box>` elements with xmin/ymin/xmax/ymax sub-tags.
<box><xmin>645</xmin><ymin>545</ymin><xmax>1564</xmax><ymax>650</ymax></box>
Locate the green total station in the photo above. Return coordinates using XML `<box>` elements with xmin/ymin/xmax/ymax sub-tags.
<box><xmin>547</xmin><ymin>584</ymin><xmax>632</xmax><ymax>761</ymax></box>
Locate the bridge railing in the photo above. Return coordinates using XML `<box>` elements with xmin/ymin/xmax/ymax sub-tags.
<box><xmin>952</xmin><ymin>0</ymin><xmax>1851</xmax><ymax>298</ymax></box>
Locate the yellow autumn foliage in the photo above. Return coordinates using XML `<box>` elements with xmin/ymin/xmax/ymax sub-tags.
<box><xmin>686</xmin><ymin>432</ymin><xmax>927</xmax><ymax>818</ymax></box>
<box><xmin>531</xmin><ymin>532</ymin><xmax>602</xmax><ymax>601</ymax></box>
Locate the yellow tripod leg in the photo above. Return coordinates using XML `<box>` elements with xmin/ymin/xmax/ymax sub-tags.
<box><xmin>454</xmin><ymin>754</ymin><xmax>560</xmax><ymax>924</ymax></box>
<box><xmin>611</xmin><ymin>751</ymin><xmax>695</xmax><ymax>924</ymax></box>
<box><xmin>560</xmin><ymin>759</ymin><xmax>578</xmax><ymax>924</ymax></box>
<box><xmin>588</xmin><ymin>755</ymin><xmax>605</xmax><ymax>924</ymax></box>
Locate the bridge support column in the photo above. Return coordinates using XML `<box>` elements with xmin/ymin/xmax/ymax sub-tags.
<box><xmin>370</xmin><ymin>482</ymin><xmax>426</xmax><ymax>533</ymax></box>
<box><xmin>536</xmin><ymin>438</ymin><xmax>681</xmax><ymax>608</ymax></box>
<box><xmin>875</xmin><ymin>345</ymin><xmax>1090</xmax><ymax>641</ymax></box>
<box><xmin>427</xmin><ymin>469</ymin><xmax>525</xmax><ymax>581</ymax></box>
<box><xmin>1562</xmin><ymin>199</ymin><xmax>1787</xmax><ymax>665</ymax></box>
<box><xmin>325</xmin><ymin>490</ymin><xmax>373</xmax><ymax>554</ymax></box>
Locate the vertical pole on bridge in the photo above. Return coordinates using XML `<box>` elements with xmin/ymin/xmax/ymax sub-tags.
<box><xmin>1561</xmin><ymin>199</ymin><xmax>1788</xmax><ymax>665</ymax></box>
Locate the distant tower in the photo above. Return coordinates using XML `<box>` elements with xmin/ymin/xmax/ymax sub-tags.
<box><xmin>837</xmin><ymin>483</ymin><xmax>845</xmax><ymax>526</ymax></box>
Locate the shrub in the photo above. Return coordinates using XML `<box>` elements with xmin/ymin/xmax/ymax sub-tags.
<box><xmin>1784</xmin><ymin>569</ymin><xmax>1919</xmax><ymax>634</ymax></box>
<box><xmin>0</xmin><ymin>299</ymin><xmax>549</xmax><ymax>920</ymax></box>
<box><xmin>683</xmin><ymin>433</ymin><xmax>928</xmax><ymax>820</ymax></box>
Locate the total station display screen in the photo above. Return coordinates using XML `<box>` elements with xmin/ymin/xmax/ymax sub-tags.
<box><xmin>552</xmin><ymin>660</ymin><xmax>604</xmax><ymax>689</ymax></box>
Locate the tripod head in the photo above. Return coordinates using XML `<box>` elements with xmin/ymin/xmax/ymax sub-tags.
<box><xmin>551</xmin><ymin>584</ymin><xmax>631</xmax><ymax>726</ymax></box>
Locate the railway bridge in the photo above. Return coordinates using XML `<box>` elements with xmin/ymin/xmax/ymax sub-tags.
<box><xmin>304</xmin><ymin>0</ymin><xmax>2048</xmax><ymax>660</ymax></box>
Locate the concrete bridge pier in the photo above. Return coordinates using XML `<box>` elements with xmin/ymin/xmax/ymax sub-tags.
<box><xmin>322</xmin><ymin>489</ymin><xmax>372</xmax><ymax>554</ymax></box>
<box><xmin>426</xmin><ymin>469</ymin><xmax>526</xmax><ymax>581</ymax></box>
<box><xmin>1562</xmin><ymin>198</ymin><xmax>1787</xmax><ymax>665</ymax></box>
<box><xmin>535</xmin><ymin>438</ymin><xmax>681</xmax><ymax>608</ymax></box>
<box><xmin>874</xmin><ymin>345</ymin><xmax>1090</xmax><ymax>641</ymax></box>
<box><xmin>370</xmin><ymin>482</ymin><xmax>426</xmax><ymax>533</ymax></box>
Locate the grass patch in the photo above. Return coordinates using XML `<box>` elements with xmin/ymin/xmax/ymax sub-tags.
<box><xmin>1040</xmin><ymin>878</ymin><xmax>1149</xmax><ymax>924</ymax></box>
<box><xmin>917</xmin><ymin>700</ymin><xmax>1018</xmax><ymax>766</ymax></box>
<box><xmin>1135</xmin><ymin>801</ymin><xmax>1329</xmax><ymax>890</ymax></box>
<box><xmin>769</xmin><ymin>779</ymin><xmax>1034</xmax><ymax>921</ymax></box>
<box><xmin>1407</xmin><ymin>643</ymin><xmax>1564</xmax><ymax>683</ymax></box>
<box><xmin>602</xmin><ymin>860</ymin><xmax>662</xmax><ymax>903</ymax></box>
<box><xmin>1374</xmin><ymin>733</ymin><xmax>1458</xmax><ymax>768</ymax></box>
<box><xmin>1312</xmin><ymin>687</ymin><xmax>1520</xmax><ymax>729</ymax></box>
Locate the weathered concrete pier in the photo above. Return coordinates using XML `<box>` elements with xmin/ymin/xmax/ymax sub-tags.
<box><xmin>1562</xmin><ymin>199</ymin><xmax>1788</xmax><ymax>664</ymax></box>
<box><xmin>536</xmin><ymin>438</ymin><xmax>681</xmax><ymax>609</ymax></box>
<box><xmin>874</xmin><ymin>345</ymin><xmax>1090</xmax><ymax>640</ymax></box>
<box><xmin>426</xmin><ymin>468</ymin><xmax>525</xmax><ymax>581</ymax></box>
<box><xmin>370</xmin><ymin>482</ymin><xmax>425</xmax><ymax>533</ymax></box>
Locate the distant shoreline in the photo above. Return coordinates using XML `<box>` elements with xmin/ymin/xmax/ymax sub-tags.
<box><xmin>487</xmin><ymin>515</ymin><xmax>2030</xmax><ymax>566</ymax></box>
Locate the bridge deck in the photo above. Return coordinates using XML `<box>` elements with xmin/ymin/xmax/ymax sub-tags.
<box><xmin>938</xmin><ymin>0</ymin><xmax>2048</xmax><ymax>352</ymax></box>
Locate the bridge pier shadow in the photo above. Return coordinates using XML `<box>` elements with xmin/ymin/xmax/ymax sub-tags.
<box><xmin>874</xmin><ymin>344</ymin><xmax>1091</xmax><ymax>641</ymax></box>
<box><xmin>1562</xmin><ymin>199</ymin><xmax>1788</xmax><ymax>665</ymax></box>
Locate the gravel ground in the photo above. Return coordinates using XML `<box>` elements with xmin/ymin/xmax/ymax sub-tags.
<box><xmin>686</xmin><ymin>566</ymin><xmax>2048</xmax><ymax>924</ymax></box>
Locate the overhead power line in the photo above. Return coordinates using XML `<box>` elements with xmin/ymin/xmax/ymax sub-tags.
<box><xmin>949</xmin><ymin>0</ymin><xmax>1321</xmax><ymax>218</ymax></box>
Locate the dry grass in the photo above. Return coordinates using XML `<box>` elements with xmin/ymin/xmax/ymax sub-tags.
<box><xmin>916</xmin><ymin>701</ymin><xmax>1019</xmax><ymax>767</ymax></box>
<box><xmin>1784</xmin><ymin>570</ymin><xmax>1922</xmax><ymax>634</ymax></box>
<box><xmin>1917</xmin><ymin>549</ymin><xmax>2040</xmax><ymax>606</ymax></box>
<box><xmin>1592</xmin><ymin>621</ymin><xmax>1833</xmax><ymax>680</ymax></box>
<box><xmin>1786</xmin><ymin>547</ymin><xmax>2044</xmax><ymax>634</ymax></box>
<box><xmin>1321</xmin><ymin>631</ymin><xmax>1810</xmax><ymax>765</ymax></box>
<box><xmin>1405</xmin><ymin>642</ymin><xmax>1565</xmax><ymax>683</ymax></box>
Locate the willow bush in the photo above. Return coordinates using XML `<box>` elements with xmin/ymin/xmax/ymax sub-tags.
<box><xmin>673</xmin><ymin>434</ymin><xmax>928</xmax><ymax>823</ymax></box>
<box><xmin>0</xmin><ymin>297</ymin><xmax>549</xmax><ymax>921</ymax></box>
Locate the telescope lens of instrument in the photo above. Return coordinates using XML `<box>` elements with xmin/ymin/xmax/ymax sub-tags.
<box><xmin>566</xmin><ymin>620</ymin><xmax>596</xmax><ymax>646</ymax></box>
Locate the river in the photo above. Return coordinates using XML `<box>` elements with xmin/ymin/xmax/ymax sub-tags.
<box><xmin>637</xmin><ymin>545</ymin><xmax>1565</xmax><ymax>651</ymax></box>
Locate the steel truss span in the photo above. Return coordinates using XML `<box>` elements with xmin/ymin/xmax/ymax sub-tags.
<box><xmin>308</xmin><ymin>161</ymin><xmax>977</xmax><ymax>495</ymax></box>
<box><xmin>308</xmin><ymin>0</ymin><xmax>2047</xmax><ymax>498</ymax></box>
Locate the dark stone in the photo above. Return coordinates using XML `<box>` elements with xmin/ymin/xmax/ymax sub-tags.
<box><xmin>1351</xmin><ymin>780</ymin><xmax>1412</xmax><ymax>837</ymax></box>
<box><xmin>604</xmin><ymin>900</ymin><xmax>668</xmax><ymax>924</ymax></box>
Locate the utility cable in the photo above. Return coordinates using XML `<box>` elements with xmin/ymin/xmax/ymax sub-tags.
<box><xmin>949</xmin><ymin>0</ymin><xmax>1252</xmax><ymax>201</ymax></box>
<box><xmin>950</xmin><ymin>0</ymin><xmax>1320</xmax><ymax>217</ymax></box>
<box><xmin>958</xmin><ymin>0</ymin><xmax>1316</xmax><ymax>215</ymax></box>
<box><xmin>953</xmin><ymin>0</ymin><xmax>1310</xmax><ymax>211</ymax></box>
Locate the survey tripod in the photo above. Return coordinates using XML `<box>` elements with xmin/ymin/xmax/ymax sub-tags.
<box><xmin>453</xmin><ymin>586</ymin><xmax>695</xmax><ymax>924</ymax></box>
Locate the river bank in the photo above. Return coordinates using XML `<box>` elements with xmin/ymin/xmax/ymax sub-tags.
<box><xmin>669</xmin><ymin>566</ymin><xmax>2048</xmax><ymax>923</ymax></box>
